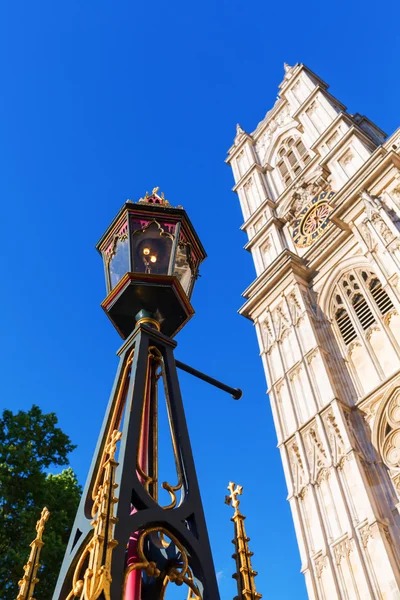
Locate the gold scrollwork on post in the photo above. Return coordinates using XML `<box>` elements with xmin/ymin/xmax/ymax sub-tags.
<box><xmin>65</xmin><ymin>429</ymin><xmax>122</xmax><ymax>600</ymax></box>
<box><xmin>91</xmin><ymin>349</ymin><xmax>134</xmax><ymax>501</ymax></box>
<box><xmin>136</xmin><ymin>346</ymin><xmax>183</xmax><ymax>510</ymax></box>
<box><xmin>123</xmin><ymin>527</ymin><xmax>201</xmax><ymax>599</ymax></box>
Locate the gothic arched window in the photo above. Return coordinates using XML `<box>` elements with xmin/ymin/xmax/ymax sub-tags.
<box><xmin>374</xmin><ymin>387</ymin><xmax>400</xmax><ymax>500</ymax></box>
<box><xmin>276</xmin><ymin>137</ymin><xmax>311</xmax><ymax>187</ymax></box>
<box><xmin>331</xmin><ymin>269</ymin><xmax>400</xmax><ymax>394</ymax></box>
<box><xmin>368</xmin><ymin>276</ymin><xmax>394</xmax><ymax>315</ymax></box>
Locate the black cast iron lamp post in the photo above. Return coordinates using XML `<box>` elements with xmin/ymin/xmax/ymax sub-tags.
<box><xmin>52</xmin><ymin>188</ymin><xmax>240</xmax><ymax>600</ymax></box>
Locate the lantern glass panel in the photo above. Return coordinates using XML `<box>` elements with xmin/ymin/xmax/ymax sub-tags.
<box><xmin>173</xmin><ymin>243</ymin><xmax>193</xmax><ymax>294</ymax></box>
<box><xmin>108</xmin><ymin>237</ymin><xmax>129</xmax><ymax>290</ymax></box>
<box><xmin>132</xmin><ymin>222</ymin><xmax>173</xmax><ymax>275</ymax></box>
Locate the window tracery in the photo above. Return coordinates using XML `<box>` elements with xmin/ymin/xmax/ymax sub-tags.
<box><xmin>276</xmin><ymin>136</ymin><xmax>311</xmax><ymax>188</ymax></box>
<box><xmin>331</xmin><ymin>269</ymin><xmax>400</xmax><ymax>392</ymax></box>
<box><xmin>375</xmin><ymin>388</ymin><xmax>400</xmax><ymax>498</ymax></box>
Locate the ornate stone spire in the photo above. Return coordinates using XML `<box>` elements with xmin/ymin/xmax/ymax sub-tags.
<box><xmin>234</xmin><ymin>123</ymin><xmax>246</xmax><ymax>145</ymax></box>
<box><xmin>225</xmin><ymin>482</ymin><xmax>262</xmax><ymax>600</ymax></box>
<box><xmin>16</xmin><ymin>506</ymin><xmax>50</xmax><ymax>600</ymax></box>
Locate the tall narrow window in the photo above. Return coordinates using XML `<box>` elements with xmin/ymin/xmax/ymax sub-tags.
<box><xmin>369</xmin><ymin>278</ymin><xmax>394</xmax><ymax>315</ymax></box>
<box><xmin>352</xmin><ymin>293</ymin><xmax>376</xmax><ymax>330</ymax></box>
<box><xmin>335</xmin><ymin>307</ymin><xmax>357</xmax><ymax>345</ymax></box>
<box><xmin>275</xmin><ymin>136</ymin><xmax>311</xmax><ymax>189</ymax></box>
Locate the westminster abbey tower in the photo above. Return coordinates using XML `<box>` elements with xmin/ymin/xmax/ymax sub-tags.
<box><xmin>227</xmin><ymin>64</ymin><xmax>400</xmax><ymax>599</ymax></box>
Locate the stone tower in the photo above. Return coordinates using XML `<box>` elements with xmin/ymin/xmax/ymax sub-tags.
<box><xmin>226</xmin><ymin>63</ymin><xmax>400</xmax><ymax>599</ymax></box>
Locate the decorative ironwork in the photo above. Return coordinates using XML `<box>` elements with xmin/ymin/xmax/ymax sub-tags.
<box><xmin>124</xmin><ymin>526</ymin><xmax>201</xmax><ymax>599</ymax></box>
<box><xmin>225</xmin><ymin>482</ymin><xmax>262</xmax><ymax>600</ymax></box>
<box><xmin>132</xmin><ymin>219</ymin><xmax>175</xmax><ymax>242</ymax></box>
<box><xmin>104</xmin><ymin>224</ymin><xmax>129</xmax><ymax>266</ymax></box>
<box><xmin>91</xmin><ymin>349</ymin><xmax>134</xmax><ymax>498</ymax></box>
<box><xmin>135</xmin><ymin>345</ymin><xmax>184</xmax><ymax>509</ymax></box>
<box><xmin>139</xmin><ymin>187</ymin><xmax>171</xmax><ymax>206</ymax></box>
<box><xmin>65</xmin><ymin>429</ymin><xmax>122</xmax><ymax>600</ymax></box>
<box><xmin>16</xmin><ymin>507</ymin><xmax>50</xmax><ymax>600</ymax></box>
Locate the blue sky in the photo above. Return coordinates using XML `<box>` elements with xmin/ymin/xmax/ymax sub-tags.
<box><xmin>1</xmin><ymin>1</ymin><xmax>399</xmax><ymax>598</ymax></box>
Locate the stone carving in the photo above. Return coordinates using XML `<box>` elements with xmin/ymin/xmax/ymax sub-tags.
<box><xmin>304</xmin><ymin>426</ymin><xmax>328</xmax><ymax>482</ymax></box>
<box><xmin>334</xmin><ymin>537</ymin><xmax>353</xmax><ymax>566</ymax></box>
<box><xmin>393</xmin><ymin>473</ymin><xmax>400</xmax><ymax>497</ymax></box>
<box><xmin>244</xmin><ymin>176</ymin><xmax>254</xmax><ymax>191</ymax></box>
<box><xmin>360</xmin><ymin>219</ymin><xmax>378</xmax><ymax>253</ymax></box>
<box><xmin>289</xmin><ymin>364</ymin><xmax>302</xmax><ymax>383</ymax></box>
<box><xmin>307</xmin><ymin>101</ymin><xmax>317</xmax><ymax>116</ymax></box>
<box><xmin>371</xmin><ymin>212</ymin><xmax>396</xmax><ymax>244</ymax></box>
<box><xmin>285</xmin><ymin>167</ymin><xmax>330</xmax><ymax>219</ymax></box>
<box><xmin>347</xmin><ymin>340</ymin><xmax>362</xmax><ymax>357</ymax></box>
<box><xmin>275</xmin><ymin>378</ymin><xmax>285</xmax><ymax>395</ymax></box>
<box><xmin>255</xmin><ymin>104</ymin><xmax>292</xmax><ymax>163</ymax></box>
<box><xmin>234</xmin><ymin>123</ymin><xmax>245</xmax><ymax>145</ymax></box>
<box><xmin>366</xmin><ymin>324</ymin><xmax>381</xmax><ymax>342</ymax></box>
<box><xmin>262</xmin><ymin>313</ymin><xmax>275</xmax><ymax>351</ymax></box>
<box><xmin>287</xmin><ymin>291</ymin><xmax>303</xmax><ymax>324</ymax></box>
<box><xmin>306</xmin><ymin>348</ymin><xmax>319</xmax><ymax>365</ymax></box>
<box><xmin>273</xmin><ymin>304</ymin><xmax>290</xmax><ymax>340</ymax></box>
<box><xmin>361</xmin><ymin>399</ymin><xmax>380</xmax><ymax>425</ymax></box>
<box><xmin>380</xmin><ymin>390</ymin><xmax>400</xmax><ymax>471</ymax></box>
<box><xmin>284</xmin><ymin>62</ymin><xmax>294</xmax><ymax>77</ymax></box>
<box><xmin>359</xmin><ymin>522</ymin><xmax>373</xmax><ymax>548</ymax></box>
<box><xmin>391</xmin><ymin>186</ymin><xmax>400</xmax><ymax>200</ymax></box>
<box><xmin>341</xmin><ymin>150</ymin><xmax>354</xmax><ymax>166</ymax></box>
<box><xmin>289</xmin><ymin>441</ymin><xmax>307</xmax><ymax>496</ymax></box>
<box><xmin>314</xmin><ymin>554</ymin><xmax>327</xmax><ymax>578</ymax></box>
<box><xmin>360</xmin><ymin>189</ymin><xmax>381</xmax><ymax>213</ymax></box>
<box><xmin>325</xmin><ymin>411</ymin><xmax>346</xmax><ymax>467</ymax></box>
<box><xmin>326</xmin><ymin>131</ymin><xmax>340</xmax><ymax>150</ymax></box>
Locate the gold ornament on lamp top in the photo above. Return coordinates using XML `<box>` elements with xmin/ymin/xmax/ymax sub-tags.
<box><xmin>16</xmin><ymin>506</ymin><xmax>50</xmax><ymax>600</ymax></box>
<box><xmin>139</xmin><ymin>187</ymin><xmax>171</xmax><ymax>206</ymax></box>
<box><xmin>225</xmin><ymin>482</ymin><xmax>262</xmax><ymax>600</ymax></box>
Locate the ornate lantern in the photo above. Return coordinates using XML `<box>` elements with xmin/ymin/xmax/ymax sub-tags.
<box><xmin>53</xmin><ymin>188</ymin><xmax>224</xmax><ymax>600</ymax></box>
<box><xmin>96</xmin><ymin>187</ymin><xmax>206</xmax><ymax>338</ymax></box>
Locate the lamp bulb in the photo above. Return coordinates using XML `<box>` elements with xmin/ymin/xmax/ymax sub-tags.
<box><xmin>150</xmin><ymin>255</ymin><xmax>157</xmax><ymax>263</ymax></box>
<box><xmin>143</xmin><ymin>247</ymin><xmax>150</xmax><ymax>256</ymax></box>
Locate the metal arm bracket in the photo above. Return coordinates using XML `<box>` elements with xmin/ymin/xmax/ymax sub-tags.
<box><xmin>175</xmin><ymin>360</ymin><xmax>242</xmax><ymax>400</ymax></box>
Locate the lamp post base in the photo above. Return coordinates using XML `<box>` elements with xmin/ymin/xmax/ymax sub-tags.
<box><xmin>52</xmin><ymin>321</ymin><xmax>220</xmax><ymax>600</ymax></box>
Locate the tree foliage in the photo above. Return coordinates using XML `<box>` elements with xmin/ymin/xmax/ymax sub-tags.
<box><xmin>0</xmin><ymin>405</ymin><xmax>81</xmax><ymax>600</ymax></box>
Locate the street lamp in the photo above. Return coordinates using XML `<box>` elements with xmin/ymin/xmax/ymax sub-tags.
<box><xmin>52</xmin><ymin>188</ymin><xmax>238</xmax><ymax>600</ymax></box>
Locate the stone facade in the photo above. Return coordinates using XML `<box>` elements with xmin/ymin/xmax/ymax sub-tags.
<box><xmin>226</xmin><ymin>63</ymin><xmax>400</xmax><ymax>599</ymax></box>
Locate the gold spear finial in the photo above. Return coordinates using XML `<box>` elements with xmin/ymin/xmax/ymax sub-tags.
<box><xmin>225</xmin><ymin>483</ymin><xmax>262</xmax><ymax>600</ymax></box>
<box><xmin>16</xmin><ymin>507</ymin><xmax>50</xmax><ymax>600</ymax></box>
